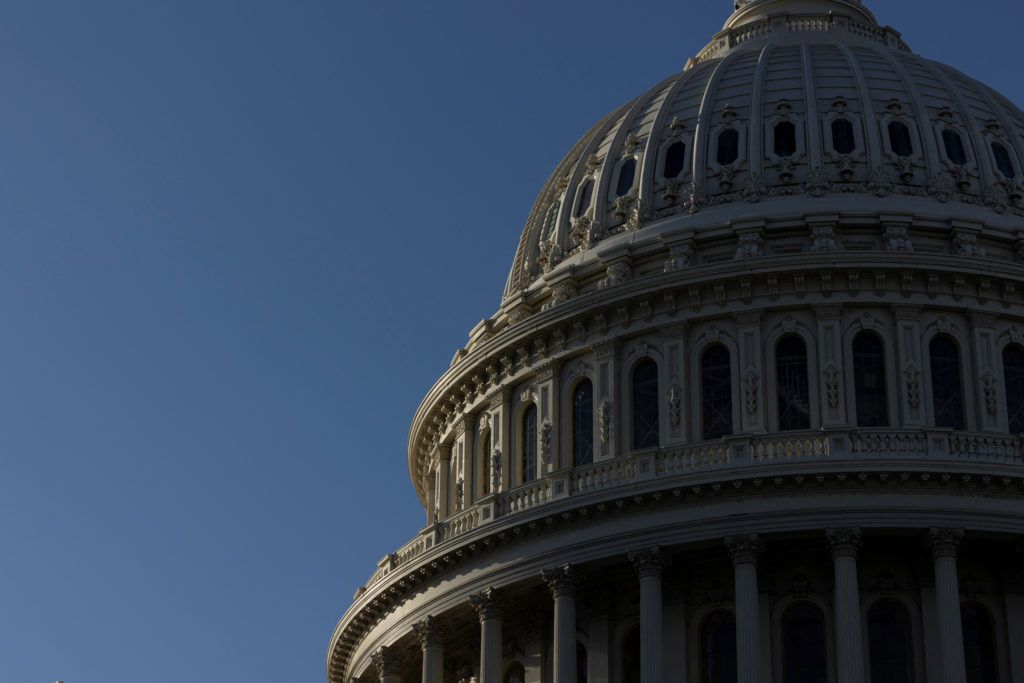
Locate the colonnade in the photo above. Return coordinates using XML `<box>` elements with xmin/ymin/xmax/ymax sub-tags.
<box><xmin>372</xmin><ymin>528</ymin><xmax>973</xmax><ymax>683</ymax></box>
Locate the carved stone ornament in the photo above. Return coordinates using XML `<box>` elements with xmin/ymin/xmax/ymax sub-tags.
<box><xmin>734</xmin><ymin>233</ymin><xmax>765</xmax><ymax>259</ymax></box>
<box><xmin>927</xmin><ymin>527</ymin><xmax>965</xmax><ymax>559</ymax></box>
<box><xmin>981</xmin><ymin>371</ymin><xmax>998</xmax><ymax>416</ymax></box>
<box><xmin>663</xmin><ymin>241</ymin><xmax>696</xmax><ymax>270</ymax></box>
<box><xmin>952</xmin><ymin>232</ymin><xmax>985</xmax><ymax>257</ymax></box>
<box><xmin>544</xmin><ymin>282</ymin><xmax>577</xmax><ymax>310</ymax></box>
<box><xmin>540</xmin><ymin>419</ymin><xmax>552</xmax><ymax>466</ymax></box>
<box><xmin>724</xmin><ymin>533</ymin><xmax>764</xmax><ymax>566</ymax></box>
<box><xmin>541</xmin><ymin>564</ymin><xmax>578</xmax><ymax>597</ymax></box>
<box><xmin>454</xmin><ymin>478</ymin><xmax>464</xmax><ymax>511</ymax></box>
<box><xmin>668</xmin><ymin>383</ymin><xmax>681</xmax><ymax>428</ymax></box>
<box><xmin>413</xmin><ymin>615</ymin><xmax>447</xmax><ymax>650</ymax></box>
<box><xmin>742</xmin><ymin>172</ymin><xmax>768</xmax><ymax>202</ymax></box>
<box><xmin>743</xmin><ymin>370</ymin><xmax>759</xmax><ymax>415</ymax></box>
<box><xmin>777</xmin><ymin>157</ymin><xmax>796</xmax><ymax>184</ymax></box>
<box><xmin>469</xmin><ymin>587</ymin><xmax>505</xmax><ymax>621</ymax></box>
<box><xmin>371</xmin><ymin>646</ymin><xmax>406</xmax><ymax>678</ymax></box>
<box><xmin>826</xmin><ymin>527</ymin><xmax>862</xmax><ymax>559</ymax></box>
<box><xmin>598</xmin><ymin>399</ymin><xmax>612</xmax><ymax>444</ymax></box>
<box><xmin>719</xmin><ymin>163</ymin><xmax>738</xmax><ymax>192</ymax></box>
<box><xmin>809</xmin><ymin>225</ymin><xmax>840</xmax><ymax>252</ymax></box>
<box><xmin>684</xmin><ymin>182</ymin><xmax>706</xmax><ymax>214</ymax></box>
<box><xmin>823</xmin><ymin>363</ymin><xmax>841</xmax><ymax>409</ymax></box>
<box><xmin>599</xmin><ymin>262</ymin><xmax>632</xmax><ymax>289</ymax></box>
<box><xmin>628</xmin><ymin>546</ymin><xmax>666</xmax><ymax>579</ymax></box>
<box><xmin>884</xmin><ymin>225</ymin><xmax>913</xmax><ymax>252</ymax></box>
<box><xmin>927</xmin><ymin>173</ymin><xmax>954</xmax><ymax>202</ymax></box>
<box><xmin>904</xmin><ymin>363</ymin><xmax>922</xmax><ymax>409</ymax></box>
<box><xmin>569</xmin><ymin>216</ymin><xmax>590</xmax><ymax>249</ymax></box>
<box><xmin>805</xmin><ymin>168</ymin><xmax>829</xmax><ymax>197</ymax></box>
<box><xmin>490</xmin><ymin>447</ymin><xmax>503</xmax><ymax>493</ymax></box>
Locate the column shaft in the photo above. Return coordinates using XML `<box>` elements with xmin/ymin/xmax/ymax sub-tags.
<box><xmin>553</xmin><ymin>592</ymin><xmax>577</xmax><ymax>683</ymax></box>
<box><xmin>929</xmin><ymin>528</ymin><xmax>967</xmax><ymax>683</ymax></box>
<box><xmin>827</xmin><ymin>528</ymin><xmax>865</xmax><ymax>683</ymax></box>
<box><xmin>639</xmin><ymin>574</ymin><xmax>663</xmax><ymax>683</ymax></box>
<box><xmin>421</xmin><ymin>645</ymin><xmax>442</xmax><ymax>683</ymax></box>
<box><xmin>726</xmin><ymin>534</ymin><xmax>763</xmax><ymax>683</ymax></box>
<box><xmin>480</xmin><ymin>617</ymin><xmax>502</xmax><ymax>683</ymax></box>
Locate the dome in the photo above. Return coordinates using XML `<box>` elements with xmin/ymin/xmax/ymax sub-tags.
<box><xmin>502</xmin><ymin>0</ymin><xmax>1024</xmax><ymax>307</ymax></box>
<box><xmin>329</xmin><ymin>4</ymin><xmax>1024</xmax><ymax>683</ymax></box>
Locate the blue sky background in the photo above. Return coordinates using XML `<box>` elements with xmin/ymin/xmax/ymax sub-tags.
<box><xmin>1</xmin><ymin>1</ymin><xmax>1021</xmax><ymax>681</ymax></box>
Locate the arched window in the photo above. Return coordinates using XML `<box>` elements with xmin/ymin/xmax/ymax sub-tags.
<box><xmin>867</xmin><ymin>599</ymin><xmax>915</xmax><ymax>683</ymax></box>
<box><xmin>572</xmin><ymin>380</ymin><xmax>594</xmax><ymax>466</ymax></box>
<box><xmin>616</xmin><ymin>158</ymin><xmax>637</xmax><ymax>197</ymax></box>
<box><xmin>717</xmin><ymin>128</ymin><xmax>740</xmax><ymax>166</ymax></box>
<box><xmin>853</xmin><ymin>332</ymin><xmax>889</xmax><ymax>427</ymax></box>
<box><xmin>930</xmin><ymin>335</ymin><xmax>965</xmax><ymax>430</ymax></box>
<box><xmin>888</xmin><ymin>121</ymin><xmax>914</xmax><ymax>157</ymax></box>
<box><xmin>961</xmin><ymin>602</ymin><xmax>998</xmax><ymax>683</ymax></box>
<box><xmin>774</xmin><ymin>121</ymin><xmax>797</xmax><ymax>157</ymax></box>
<box><xmin>943</xmin><ymin>129</ymin><xmax>968</xmax><ymax>166</ymax></box>
<box><xmin>700</xmin><ymin>610</ymin><xmax>737</xmax><ymax>683</ymax></box>
<box><xmin>993</xmin><ymin>142</ymin><xmax>1017</xmax><ymax>179</ymax></box>
<box><xmin>1003</xmin><ymin>344</ymin><xmax>1024</xmax><ymax>434</ymax></box>
<box><xmin>664</xmin><ymin>141</ymin><xmax>687</xmax><ymax>179</ymax></box>
<box><xmin>504</xmin><ymin>661</ymin><xmax>525</xmax><ymax>683</ymax></box>
<box><xmin>776</xmin><ymin>335</ymin><xmax>811</xmax><ymax>431</ymax></box>
<box><xmin>542</xmin><ymin>202</ymin><xmax>560</xmax><ymax>240</ymax></box>
<box><xmin>781</xmin><ymin>602</ymin><xmax>828</xmax><ymax>683</ymax></box>
<box><xmin>702</xmin><ymin>345</ymin><xmax>733</xmax><ymax>440</ymax></box>
<box><xmin>574</xmin><ymin>179</ymin><xmax>594</xmax><ymax>217</ymax></box>
<box><xmin>632</xmin><ymin>360</ymin><xmax>659</xmax><ymax>450</ymax></box>
<box><xmin>577</xmin><ymin>641</ymin><xmax>589</xmax><ymax>683</ymax></box>
<box><xmin>479</xmin><ymin>428</ymin><xmax>492</xmax><ymax>496</ymax></box>
<box><xmin>622</xmin><ymin>626</ymin><xmax>640</xmax><ymax>683</ymax></box>
<box><xmin>521</xmin><ymin>404</ymin><xmax>537</xmax><ymax>483</ymax></box>
<box><xmin>832</xmin><ymin>118</ymin><xmax>856</xmax><ymax>154</ymax></box>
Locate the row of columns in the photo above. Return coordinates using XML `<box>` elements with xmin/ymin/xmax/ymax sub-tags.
<box><xmin>372</xmin><ymin>527</ymin><xmax>971</xmax><ymax>683</ymax></box>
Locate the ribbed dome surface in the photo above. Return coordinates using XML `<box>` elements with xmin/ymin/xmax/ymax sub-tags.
<box><xmin>503</xmin><ymin>0</ymin><xmax>1024</xmax><ymax>302</ymax></box>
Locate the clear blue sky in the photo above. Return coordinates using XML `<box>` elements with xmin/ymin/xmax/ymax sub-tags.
<box><xmin>1</xmin><ymin>1</ymin><xmax>1021</xmax><ymax>681</ymax></box>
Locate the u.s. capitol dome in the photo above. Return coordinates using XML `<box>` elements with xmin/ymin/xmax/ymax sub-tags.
<box><xmin>329</xmin><ymin>1</ymin><xmax>1024</xmax><ymax>682</ymax></box>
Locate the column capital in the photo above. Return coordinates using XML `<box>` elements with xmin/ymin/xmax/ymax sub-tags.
<box><xmin>826</xmin><ymin>527</ymin><xmax>863</xmax><ymax>559</ymax></box>
<box><xmin>371</xmin><ymin>645</ymin><xmax>405</xmax><ymax>678</ymax></box>
<box><xmin>541</xmin><ymin>564</ymin><xmax>579</xmax><ymax>598</ymax></box>
<box><xmin>469</xmin><ymin>587</ymin><xmax>505</xmax><ymax>621</ymax></box>
<box><xmin>927</xmin><ymin>527</ymin><xmax>965</xmax><ymax>559</ymax></box>
<box><xmin>412</xmin><ymin>615</ymin><xmax>447</xmax><ymax>650</ymax></box>
<box><xmin>725</xmin><ymin>533</ymin><xmax>764</xmax><ymax>567</ymax></box>
<box><xmin>628</xmin><ymin>546</ymin><xmax>666</xmax><ymax>579</ymax></box>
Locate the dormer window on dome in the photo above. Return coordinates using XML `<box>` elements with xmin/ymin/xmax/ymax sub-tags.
<box><xmin>831</xmin><ymin>119</ymin><xmax>857</xmax><ymax>155</ymax></box>
<box><xmin>888</xmin><ymin>121</ymin><xmax>914</xmax><ymax>158</ymax></box>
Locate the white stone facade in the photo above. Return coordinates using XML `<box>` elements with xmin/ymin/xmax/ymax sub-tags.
<box><xmin>327</xmin><ymin>2</ymin><xmax>1024</xmax><ymax>682</ymax></box>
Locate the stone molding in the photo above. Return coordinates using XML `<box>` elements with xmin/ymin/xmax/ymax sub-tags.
<box><xmin>370</xmin><ymin>645</ymin><xmax>405</xmax><ymax>678</ymax></box>
<box><xmin>628</xmin><ymin>546</ymin><xmax>666</xmax><ymax>579</ymax></box>
<box><xmin>412</xmin><ymin>615</ymin><xmax>447</xmax><ymax>650</ymax></box>
<box><xmin>927</xmin><ymin>527</ymin><xmax>965</xmax><ymax>559</ymax></box>
<box><xmin>469</xmin><ymin>587</ymin><xmax>505</xmax><ymax>621</ymax></box>
<box><xmin>725</xmin><ymin>533</ymin><xmax>764</xmax><ymax>567</ymax></box>
<box><xmin>541</xmin><ymin>564</ymin><xmax>578</xmax><ymax>598</ymax></box>
<box><xmin>826</xmin><ymin>527</ymin><xmax>863</xmax><ymax>559</ymax></box>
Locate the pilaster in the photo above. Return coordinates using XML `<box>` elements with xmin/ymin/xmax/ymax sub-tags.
<box><xmin>535</xmin><ymin>361</ymin><xmax>562</xmax><ymax>474</ymax></box>
<box><xmin>593</xmin><ymin>341</ymin><xmax>620</xmax><ymax>461</ymax></box>
<box><xmin>893</xmin><ymin>306</ymin><xmax>926</xmax><ymax>426</ymax></box>
<box><xmin>970</xmin><ymin>312</ymin><xmax>1000</xmax><ymax>432</ymax></box>
<box><xmin>814</xmin><ymin>306</ymin><xmax>846</xmax><ymax>426</ymax></box>
<box><xmin>735</xmin><ymin>313</ymin><xmax>765</xmax><ymax>433</ymax></box>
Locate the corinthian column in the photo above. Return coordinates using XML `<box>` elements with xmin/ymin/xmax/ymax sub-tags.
<box><xmin>470</xmin><ymin>588</ymin><xmax>504</xmax><ymax>683</ymax></box>
<box><xmin>928</xmin><ymin>528</ymin><xmax>967</xmax><ymax>683</ymax></box>
<box><xmin>629</xmin><ymin>547</ymin><xmax>666</xmax><ymax>683</ymax></box>
<box><xmin>371</xmin><ymin>645</ymin><xmax>405</xmax><ymax>683</ymax></box>
<box><xmin>413</xmin><ymin>615</ymin><xmax>446</xmax><ymax>683</ymax></box>
<box><xmin>725</xmin><ymin>534</ymin><xmax>764</xmax><ymax>683</ymax></box>
<box><xmin>542</xmin><ymin>564</ymin><xmax>578</xmax><ymax>683</ymax></box>
<box><xmin>826</xmin><ymin>528</ymin><xmax>865</xmax><ymax>683</ymax></box>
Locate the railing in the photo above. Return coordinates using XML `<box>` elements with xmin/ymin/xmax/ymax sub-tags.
<box><xmin>359</xmin><ymin>429</ymin><xmax>1020</xmax><ymax>593</ymax></box>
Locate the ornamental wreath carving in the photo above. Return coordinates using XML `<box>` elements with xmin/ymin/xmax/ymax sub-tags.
<box><xmin>598</xmin><ymin>400</ymin><xmax>612</xmax><ymax>444</ymax></box>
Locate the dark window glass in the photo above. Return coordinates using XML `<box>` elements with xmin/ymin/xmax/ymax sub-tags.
<box><xmin>1003</xmin><ymin>345</ymin><xmax>1024</xmax><ymax>433</ymax></box>
<box><xmin>832</xmin><ymin>118</ymin><xmax>856</xmax><ymax>154</ymax></box>
<box><xmin>480</xmin><ymin>429</ymin><xmax>491</xmax><ymax>495</ymax></box>
<box><xmin>572</xmin><ymin>380</ymin><xmax>594</xmax><ymax>466</ymax></box>
<box><xmin>777</xmin><ymin>336</ymin><xmax>811</xmax><ymax>431</ymax></box>
<box><xmin>701</xmin><ymin>610</ymin><xmax>738</xmax><ymax>683</ymax></box>
<box><xmin>521</xmin><ymin>404</ymin><xmax>537</xmax><ymax>483</ymax></box>
<box><xmin>868</xmin><ymin>599</ymin><xmax>915</xmax><ymax>683</ymax></box>
<box><xmin>616</xmin><ymin>158</ymin><xmax>637</xmax><ymax>197</ymax></box>
<box><xmin>623</xmin><ymin>627</ymin><xmax>640</xmax><ymax>683</ymax></box>
<box><xmin>577</xmin><ymin>641</ymin><xmax>589</xmax><ymax>683</ymax></box>
<box><xmin>543</xmin><ymin>202</ymin><xmax>560</xmax><ymax>240</ymax></box>
<box><xmin>774</xmin><ymin>121</ymin><xmax>798</xmax><ymax>157</ymax></box>
<box><xmin>993</xmin><ymin>142</ymin><xmax>1017</xmax><ymax>179</ymax></box>
<box><xmin>702</xmin><ymin>345</ymin><xmax>733</xmax><ymax>440</ymax></box>
<box><xmin>782</xmin><ymin>603</ymin><xmax>828</xmax><ymax>683</ymax></box>
<box><xmin>943</xmin><ymin>129</ymin><xmax>968</xmax><ymax>165</ymax></box>
<box><xmin>664</xmin><ymin>141</ymin><xmax>687</xmax><ymax>178</ymax></box>
<box><xmin>888</xmin><ymin>121</ymin><xmax>914</xmax><ymax>157</ymax></box>
<box><xmin>717</xmin><ymin>128</ymin><xmax>740</xmax><ymax>165</ymax></box>
<box><xmin>930</xmin><ymin>335</ymin><xmax>965</xmax><ymax>430</ymax></box>
<box><xmin>574</xmin><ymin>179</ymin><xmax>594</xmax><ymax>217</ymax></box>
<box><xmin>632</xmin><ymin>360</ymin><xmax>659</xmax><ymax>450</ymax></box>
<box><xmin>853</xmin><ymin>333</ymin><xmax>889</xmax><ymax>427</ymax></box>
<box><xmin>962</xmin><ymin>603</ymin><xmax>998</xmax><ymax>683</ymax></box>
